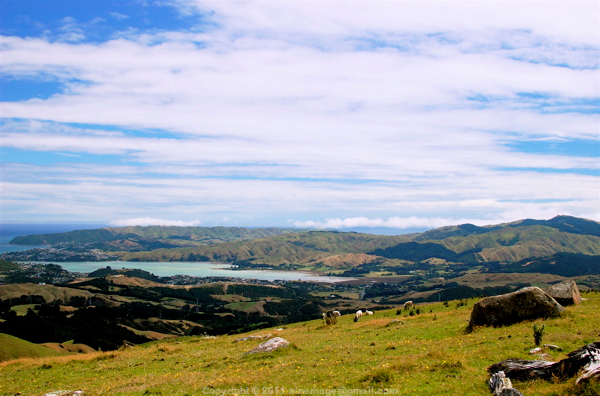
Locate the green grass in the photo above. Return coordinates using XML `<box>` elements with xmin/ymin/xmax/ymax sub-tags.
<box><xmin>1</xmin><ymin>293</ymin><xmax>598</xmax><ymax>395</ymax></box>
<box><xmin>0</xmin><ymin>334</ymin><xmax>63</xmax><ymax>362</ymax></box>
<box><xmin>224</xmin><ymin>300</ymin><xmax>264</xmax><ymax>312</ymax></box>
<box><xmin>10</xmin><ymin>304</ymin><xmax>38</xmax><ymax>316</ymax></box>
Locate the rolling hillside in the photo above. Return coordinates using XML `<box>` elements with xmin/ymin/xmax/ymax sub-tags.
<box><xmin>0</xmin><ymin>333</ymin><xmax>63</xmax><ymax>362</ymax></box>
<box><xmin>432</xmin><ymin>225</ymin><xmax>600</xmax><ymax>262</ymax></box>
<box><xmin>5</xmin><ymin>216</ymin><xmax>599</xmax><ymax>272</ymax></box>
<box><xmin>9</xmin><ymin>226</ymin><xmax>302</xmax><ymax>248</ymax></box>
<box><xmin>115</xmin><ymin>231</ymin><xmax>411</xmax><ymax>265</ymax></box>
<box><xmin>0</xmin><ymin>292</ymin><xmax>598</xmax><ymax>395</ymax></box>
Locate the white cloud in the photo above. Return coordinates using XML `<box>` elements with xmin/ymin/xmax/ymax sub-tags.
<box><xmin>109</xmin><ymin>218</ymin><xmax>202</xmax><ymax>227</ymax></box>
<box><xmin>0</xmin><ymin>0</ymin><xmax>598</xmax><ymax>225</ymax></box>
<box><xmin>109</xmin><ymin>12</ymin><xmax>129</xmax><ymax>21</ymax></box>
<box><xmin>294</xmin><ymin>207</ymin><xmax>600</xmax><ymax>230</ymax></box>
<box><xmin>294</xmin><ymin>216</ymin><xmax>468</xmax><ymax>230</ymax></box>
<box><xmin>188</xmin><ymin>0</ymin><xmax>599</xmax><ymax>46</ymax></box>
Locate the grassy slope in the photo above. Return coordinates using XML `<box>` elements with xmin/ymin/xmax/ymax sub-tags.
<box><xmin>115</xmin><ymin>231</ymin><xmax>410</xmax><ymax>264</ymax></box>
<box><xmin>112</xmin><ymin>224</ymin><xmax>600</xmax><ymax>267</ymax></box>
<box><xmin>0</xmin><ymin>293</ymin><xmax>598</xmax><ymax>395</ymax></box>
<box><xmin>9</xmin><ymin>226</ymin><xmax>302</xmax><ymax>246</ymax></box>
<box><xmin>435</xmin><ymin>226</ymin><xmax>600</xmax><ymax>262</ymax></box>
<box><xmin>0</xmin><ymin>334</ymin><xmax>63</xmax><ymax>362</ymax></box>
<box><xmin>0</xmin><ymin>283</ymin><xmax>94</xmax><ymax>302</ymax></box>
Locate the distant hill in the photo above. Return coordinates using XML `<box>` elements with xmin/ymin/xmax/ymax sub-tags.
<box><xmin>0</xmin><ymin>333</ymin><xmax>63</xmax><ymax>362</ymax></box>
<box><xmin>9</xmin><ymin>226</ymin><xmax>303</xmax><ymax>247</ymax></box>
<box><xmin>486</xmin><ymin>252</ymin><xmax>600</xmax><ymax>277</ymax></box>
<box><xmin>5</xmin><ymin>216</ymin><xmax>599</xmax><ymax>271</ymax></box>
<box><xmin>369</xmin><ymin>242</ymin><xmax>458</xmax><ymax>262</ymax></box>
<box><xmin>371</xmin><ymin>216</ymin><xmax>600</xmax><ymax>264</ymax></box>
<box><xmin>431</xmin><ymin>224</ymin><xmax>600</xmax><ymax>262</ymax></box>
<box><xmin>113</xmin><ymin>231</ymin><xmax>411</xmax><ymax>265</ymax></box>
<box><xmin>171</xmin><ymin>216</ymin><xmax>600</xmax><ymax>267</ymax></box>
<box><xmin>414</xmin><ymin>216</ymin><xmax>600</xmax><ymax>240</ymax></box>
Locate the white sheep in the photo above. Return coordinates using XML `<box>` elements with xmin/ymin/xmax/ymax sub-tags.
<box><xmin>354</xmin><ymin>310</ymin><xmax>363</xmax><ymax>322</ymax></box>
<box><xmin>332</xmin><ymin>310</ymin><xmax>341</xmax><ymax>316</ymax></box>
<box><xmin>365</xmin><ymin>310</ymin><xmax>374</xmax><ymax>315</ymax></box>
<box><xmin>403</xmin><ymin>301</ymin><xmax>413</xmax><ymax>309</ymax></box>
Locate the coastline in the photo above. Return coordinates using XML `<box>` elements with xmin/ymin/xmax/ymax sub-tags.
<box><xmin>10</xmin><ymin>260</ymin><xmax>357</xmax><ymax>283</ymax></box>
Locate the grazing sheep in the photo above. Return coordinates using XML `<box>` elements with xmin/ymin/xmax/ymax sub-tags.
<box><xmin>354</xmin><ymin>310</ymin><xmax>363</xmax><ymax>322</ymax></box>
<box><xmin>332</xmin><ymin>310</ymin><xmax>341</xmax><ymax>316</ymax></box>
<box><xmin>365</xmin><ymin>310</ymin><xmax>374</xmax><ymax>315</ymax></box>
<box><xmin>403</xmin><ymin>301</ymin><xmax>413</xmax><ymax>310</ymax></box>
<box><xmin>322</xmin><ymin>312</ymin><xmax>327</xmax><ymax>319</ymax></box>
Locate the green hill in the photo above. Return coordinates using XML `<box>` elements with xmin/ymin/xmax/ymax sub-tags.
<box><xmin>0</xmin><ymin>333</ymin><xmax>63</xmax><ymax>362</ymax></box>
<box><xmin>113</xmin><ymin>231</ymin><xmax>411</xmax><ymax>265</ymax></box>
<box><xmin>434</xmin><ymin>225</ymin><xmax>600</xmax><ymax>262</ymax></box>
<box><xmin>414</xmin><ymin>215</ymin><xmax>600</xmax><ymax>240</ymax></box>
<box><xmin>5</xmin><ymin>216</ymin><xmax>599</xmax><ymax>272</ymax></box>
<box><xmin>0</xmin><ymin>293</ymin><xmax>597</xmax><ymax>395</ymax></box>
<box><xmin>488</xmin><ymin>252</ymin><xmax>600</xmax><ymax>277</ymax></box>
<box><xmin>9</xmin><ymin>226</ymin><xmax>302</xmax><ymax>247</ymax></box>
<box><xmin>0</xmin><ymin>283</ymin><xmax>94</xmax><ymax>304</ymax></box>
<box><xmin>365</xmin><ymin>216</ymin><xmax>600</xmax><ymax>266</ymax></box>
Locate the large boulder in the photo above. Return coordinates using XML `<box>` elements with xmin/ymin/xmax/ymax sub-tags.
<box><xmin>469</xmin><ymin>287</ymin><xmax>564</xmax><ymax>328</ymax></box>
<box><xmin>244</xmin><ymin>337</ymin><xmax>289</xmax><ymax>355</ymax></box>
<box><xmin>545</xmin><ymin>280</ymin><xmax>582</xmax><ymax>306</ymax></box>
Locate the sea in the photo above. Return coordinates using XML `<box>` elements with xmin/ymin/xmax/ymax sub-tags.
<box><xmin>0</xmin><ymin>223</ymin><xmax>352</xmax><ymax>283</ymax></box>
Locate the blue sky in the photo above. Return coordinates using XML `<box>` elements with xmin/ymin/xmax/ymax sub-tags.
<box><xmin>0</xmin><ymin>0</ymin><xmax>599</xmax><ymax>230</ymax></box>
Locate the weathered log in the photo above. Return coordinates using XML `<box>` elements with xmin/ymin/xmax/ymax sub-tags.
<box><xmin>488</xmin><ymin>342</ymin><xmax>600</xmax><ymax>382</ymax></box>
<box><xmin>576</xmin><ymin>360</ymin><xmax>600</xmax><ymax>384</ymax></box>
<box><xmin>488</xmin><ymin>371</ymin><xmax>524</xmax><ymax>396</ymax></box>
<box><xmin>488</xmin><ymin>359</ymin><xmax>555</xmax><ymax>381</ymax></box>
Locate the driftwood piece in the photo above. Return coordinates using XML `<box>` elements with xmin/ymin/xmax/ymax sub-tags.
<box><xmin>488</xmin><ymin>342</ymin><xmax>600</xmax><ymax>382</ymax></box>
<box><xmin>488</xmin><ymin>371</ymin><xmax>524</xmax><ymax>396</ymax></box>
<box><xmin>543</xmin><ymin>344</ymin><xmax>563</xmax><ymax>351</ymax></box>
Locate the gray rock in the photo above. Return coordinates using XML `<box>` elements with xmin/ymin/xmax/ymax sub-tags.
<box><xmin>244</xmin><ymin>337</ymin><xmax>289</xmax><ymax>355</ymax></box>
<box><xmin>545</xmin><ymin>280</ymin><xmax>582</xmax><ymax>306</ymax></box>
<box><xmin>469</xmin><ymin>287</ymin><xmax>564</xmax><ymax>328</ymax></box>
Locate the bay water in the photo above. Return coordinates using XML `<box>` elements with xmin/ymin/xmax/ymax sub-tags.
<box><xmin>0</xmin><ymin>224</ymin><xmax>352</xmax><ymax>283</ymax></box>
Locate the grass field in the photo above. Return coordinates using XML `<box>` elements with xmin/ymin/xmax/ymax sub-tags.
<box><xmin>0</xmin><ymin>292</ymin><xmax>598</xmax><ymax>395</ymax></box>
<box><xmin>0</xmin><ymin>283</ymin><xmax>94</xmax><ymax>303</ymax></box>
<box><xmin>0</xmin><ymin>334</ymin><xmax>63</xmax><ymax>362</ymax></box>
